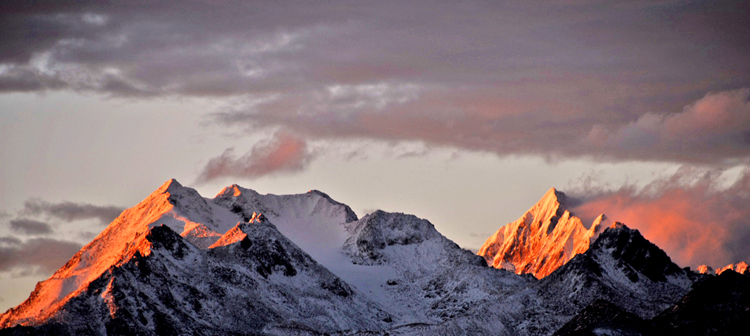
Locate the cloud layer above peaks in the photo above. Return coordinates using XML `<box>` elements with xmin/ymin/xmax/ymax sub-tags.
<box><xmin>2</xmin><ymin>0</ymin><xmax>750</xmax><ymax>165</ymax></box>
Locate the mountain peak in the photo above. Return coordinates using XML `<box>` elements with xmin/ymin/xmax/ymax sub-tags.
<box><xmin>717</xmin><ymin>261</ymin><xmax>749</xmax><ymax>275</ymax></box>
<box><xmin>592</xmin><ymin>222</ymin><xmax>685</xmax><ymax>283</ymax></box>
<box><xmin>538</xmin><ymin>187</ymin><xmax>565</xmax><ymax>208</ymax></box>
<box><xmin>608</xmin><ymin>221</ymin><xmax>627</xmax><ymax>230</ymax></box>
<box><xmin>156</xmin><ymin>178</ymin><xmax>184</xmax><ymax>194</ymax></box>
<box><xmin>478</xmin><ymin>188</ymin><xmax>604</xmax><ymax>278</ymax></box>
<box><xmin>216</xmin><ymin>183</ymin><xmax>247</xmax><ymax>198</ymax></box>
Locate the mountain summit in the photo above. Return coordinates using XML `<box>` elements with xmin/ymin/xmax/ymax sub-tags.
<box><xmin>478</xmin><ymin>188</ymin><xmax>606</xmax><ymax>278</ymax></box>
<box><xmin>1</xmin><ymin>181</ymin><xmax>744</xmax><ymax>336</ymax></box>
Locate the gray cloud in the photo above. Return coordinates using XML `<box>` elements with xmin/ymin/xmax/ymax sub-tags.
<box><xmin>1</xmin><ymin>1</ymin><xmax>749</xmax><ymax>164</ymax></box>
<box><xmin>196</xmin><ymin>132</ymin><xmax>316</xmax><ymax>183</ymax></box>
<box><xmin>0</xmin><ymin>236</ymin><xmax>22</xmax><ymax>246</ymax></box>
<box><xmin>8</xmin><ymin>219</ymin><xmax>53</xmax><ymax>235</ymax></box>
<box><xmin>583</xmin><ymin>88</ymin><xmax>750</xmax><ymax>163</ymax></box>
<box><xmin>0</xmin><ymin>238</ymin><xmax>82</xmax><ymax>275</ymax></box>
<box><xmin>570</xmin><ymin>167</ymin><xmax>750</xmax><ymax>269</ymax></box>
<box><xmin>21</xmin><ymin>199</ymin><xmax>124</xmax><ymax>225</ymax></box>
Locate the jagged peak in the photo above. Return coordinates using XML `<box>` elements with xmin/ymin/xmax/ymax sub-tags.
<box><xmin>717</xmin><ymin>261</ymin><xmax>749</xmax><ymax>275</ymax></box>
<box><xmin>156</xmin><ymin>178</ymin><xmax>185</xmax><ymax>194</ymax></box>
<box><xmin>608</xmin><ymin>221</ymin><xmax>627</xmax><ymax>230</ymax></box>
<box><xmin>308</xmin><ymin>189</ymin><xmax>331</xmax><ymax>198</ymax></box>
<box><xmin>144</xmin><ymin>178</ymin><xmax>206</xmax><ymax>210</ymax></box>
<box><xmin>209</xmin><ymin>222</ymin><xmax>249</xmax><ymax>249</ymax></box>
<box><xmin>589</xmin><ymin>214</ymin><xmax>607</xmax><ymax>232</ymax></box>
<box><xmin>478</xmin><ymin>188</ymin><xmax>605</xmax><ymax>279</ymax></box>
<box><xmin>216</xmin><ymin>183</ymin><xmax>253</xmax><ymax>198</ymax></box>
<box><xmin>696</xmin><ymin>264</ymin><xmax>715</xmax><ymax>274</ymax></box>
<box><xmin>208</xmin><ymin>213</ymin><xmax>270</xmax><ymax>249</ymax></box>
<box><xmin>538</xmin><ymin>187</ymin><xmax>565</xmax><ymax>208</ymax></box>
<box><xmin>590</xmin><ymin>221</ymin><xmax>686</xmax><ymax>283</ymax></box>
<box><xmin>248</xmin><ymin>211</ymin><xmax>267</xmax><ymax>223</ymax></box>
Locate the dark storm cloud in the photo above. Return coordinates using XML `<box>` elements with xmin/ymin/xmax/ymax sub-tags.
<box><xmin>21</xmin><ymin>199</ymin><xmax>124</xmax><ymax>225</ymax></box>
<box><xmin>8</xmin><ymin>218</ymin><xmax>53</xmax><ymax>235</ymax></box>
<box><xmin>2</xmin><ymin>0</ymin><xmax>749</xmax><ymax>163</ymax></box>
<box><xmin>196</xmin><ymin>132</ymin><xmax>316</xmax><ymax>183</ymax></box>
<box><xmin>0</xmin><ymin>237</ymin><xmax>82</xmax><ymax>275</ymax></box>
<box><xmin>570</xmin><ymin>167</ymin><xmax>750</xmax><ymax>269</ymax></box>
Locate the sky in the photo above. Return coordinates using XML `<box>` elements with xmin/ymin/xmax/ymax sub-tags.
<box><xmin>1</xmin><ymin>0</ymin><xmax>749</xmax><ymax>311</ymax></box>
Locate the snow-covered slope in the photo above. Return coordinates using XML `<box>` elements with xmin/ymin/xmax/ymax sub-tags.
<box><xmin>3</xmin><ymin>181</ymin><xmax>729</xmax><ymax>336</ymax></box>
<box><xmin>554</xmin><ymin>268</ymin><xmax>750</xmax><ymax>336</ymax></box>
<box><xmin>478</xmin><ymin>188</ymin><xmax>606</xmax><ymax>278</ymax></box>
<box><xmin>211</xmin><ymin>185</ymin><xmax>529</xmax><ymax>327</ymax></box>
<box><xmin>0</xmin><ymin>179</ymin><xmax>242</xmax><ymax>328</ymax></box>
<box><xmin>211</xmin><ymin>185</ymin><xmax>357</xmax><ymax>266</ymax></box>
<box><xmin>340</xmin><ymin>210</ymin><xmax>528</xmax><ymax>325</ymax></box>
<box><xmin>1</xmin><ymin>215</ymin><xmax>392</xmax><ymax>335</ymax></box>
<box><xmin>518</xmin><ymin>222</ymin><xmax>692</xmax><ymax>335</ymax></box>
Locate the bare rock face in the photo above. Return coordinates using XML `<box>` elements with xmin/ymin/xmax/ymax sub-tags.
<box><xmin>478</xmin><ymin>188</ymin><xmax>606</xmax><ymax>278</ymax></box>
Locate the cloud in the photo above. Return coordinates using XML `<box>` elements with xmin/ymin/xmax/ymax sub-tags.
<box><xmin>0</xmin><ymin>1</ymin><xmax>749</xmax><ymax>164</ymax></box>
<box><xmin>570</xmin><ymin>167</ymin><xmax>750</xmax><ymax>269</ymax></box>
<box><xmin>196</xmin><ymin>132</ymin><xmax>316</xmax><ymax>183</ymax></box>
<box><xmin>0</xmin><ymin>238</ymin><xmax>82</xmax><ymax>276</ymax></box>
<box><xmin>0</xmin><ymin>236</ymin><xmax>22</xmax><ymax>246</ymax></box>
<box><xmin>8</xmin><ymin>219</ymin><xmax>53</xmax><ymax>235</ymax></box>
<box><xmin>21</xmin><ymin>199</ymin><xmax>124</xmax><ymax>225</ymax></box>
<box><xmin>585</xmin><ymin>88</ymin><xmax>750</xmax><ymax>163</ymax></box>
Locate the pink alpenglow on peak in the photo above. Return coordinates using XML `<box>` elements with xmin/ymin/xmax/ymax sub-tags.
<box><xmin>696</xmin><ymin>265</ymin><xmax>715</xmax><ymax>274</ymax></box>
<box><xmin>478</xmin><ymin>188</ymin><xmax>606</xmax><ymax>279</ymax></box>
<box><xmin>0</xmin><ymin>179</ymin><xmax>243</xmax><ymax>328</ymax></box>
<box><xmin>716</xmin><ymin>261</ymin><xmax>749</xmax><ymax>275</ymax></box>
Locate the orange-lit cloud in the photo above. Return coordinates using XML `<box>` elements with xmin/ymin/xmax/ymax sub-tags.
<box><xmin>196</xmin><ymin>132</ymin><xmax>315</xmax><ymax>183</ymax></box>
<box><xmin>572</xmin><ymin>167</ymin><xmax>750</xmax><ymax>269</ymax></box>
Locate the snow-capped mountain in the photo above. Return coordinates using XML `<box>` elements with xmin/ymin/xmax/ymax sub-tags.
<box><xmin>536</xmin><ymin>222</ymin><xmax>692</xmax><ymax>317</ymax></box>
<box><xmin>554</xmin><ymin>269</ymin><xmax>750</xmax><ymax>336</ymax></box>
<box><xmin>0</xmin><ymin>180</ymin><xmax>742</xmax><ymax>335</ymax></box>
<box><xmin>478</xmin><ymin>188</ymin><xmax>606</xmax><ymax>278</ymax></box>
<box><xmin>716</xmin><ymin>262</ymin><xmax>749</xmax><ymax>275</ymax></box>
<box><xmin>0</xmin><ymin>180</ymin><xmax>393</xmax><ymax>334</ymax></box>
<box><xmin>695</xmin><ymin>262</ymin><xmax>749</xmax><ymax>276</ymax></box>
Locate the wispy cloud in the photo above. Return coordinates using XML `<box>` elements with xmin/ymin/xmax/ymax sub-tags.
<box><xmin>196</xmin><ymin>132</ymin><xmax>316</xmax><ymax>183</ymax></box>
<box><xmin>8</xmin><ymin>219</ymin><xmax>53</xmax><ymax>235</ymax></box>
<box><xmin>0</xmin><ymin>237</ymin><xmax>82</xmax><ymax>276</ymax></box>
<box><xmin>21</xmin><ymin>199</ymin><xmax>124</xmax><ymax>226</ymax></box>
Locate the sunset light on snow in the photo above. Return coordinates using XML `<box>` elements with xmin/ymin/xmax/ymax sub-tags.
<box><xmin>0</xmin><ymin>1</ymin><xmax>749</xmax><ymax>334</ymax></box>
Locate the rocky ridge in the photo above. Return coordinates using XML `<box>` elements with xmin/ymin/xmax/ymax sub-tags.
<box><xmin>1</xmin><ymin>180</ymin><xmax>745</xmax><ymax>336</ymax></box>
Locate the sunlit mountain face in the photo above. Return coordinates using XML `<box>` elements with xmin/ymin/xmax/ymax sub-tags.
<box><xmin>1</xmin><ymin>1</ymin><xmax>749</xmax><ymax>335</ymax></box>
<box><xmin>1</xmin><ymin>181</ymin><xmax>747</xmax><ymax>335</ymax></box>
<box><xmin>478</xmin><ymin>188</ymin><xmax>606</xmax><ymax>279</ymax></box>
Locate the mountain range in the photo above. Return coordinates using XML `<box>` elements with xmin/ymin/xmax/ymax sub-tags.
<box><xmin>1</xmin><ymin>180</ymin><xmax>747</xmax><ymax>335</ymax></box>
